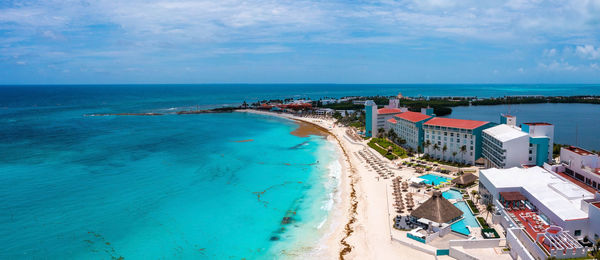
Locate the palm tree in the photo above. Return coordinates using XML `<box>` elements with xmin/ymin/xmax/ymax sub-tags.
<box><xmin>377</xmin><ymin>127</ymin><xmax>386</xmax><ymax>138</ymax></box>
<box><xmin>471</xmin><ymin>190</ymin><xmax>478</xmax><ymax>201</ymax></box>
<box><xmin>442</xmin><ymin>144</ymin><xmax>448</xmax><ymax>161</ymax></box>
<box><xmin>423</xmin><ymin>140</ymin><xmax>431</xmax><ymax>155</ymax></box>
<box><xmin>432</xmin><ymin>143</ymin><xmax>440</xmax><ymax>159</ymax></box>
<box><xmin>460</xmin><ymin>145</ymin><xmax>467</xmax><ymax>163</ymax></box>
<box><xmin>452</xmin><ymin>151</ymin><xmax>458</xmax><ymax>162</ymax></box>
<box><xmin>485</xmin><ymin>203</ymin><xmax>495</xmax><ymax>219</ymax></box>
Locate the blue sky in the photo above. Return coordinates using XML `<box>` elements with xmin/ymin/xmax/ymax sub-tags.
<box><xmin>1</xmin><ymin>0</ymin><xmax>599</xmax><ymax>84</ymax></box>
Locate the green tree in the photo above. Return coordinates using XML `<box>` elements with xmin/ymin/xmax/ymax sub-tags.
<box><xmin>333</xmin><ymin>111</ymin><xmax>342</xmax><ymax>120</ymax></box>
<box><xmin>460</xmin><ymin>145</ymin><xmax>467</xmax><ymax>163</ymax></box>
<box><xmin>485</xmin><ymin>203</ymin><xmax>495</xmax><ymax>219</ymax></box>
<box><xmin>452</xmin><ymin>151</ymin><xmax>458</xmax><ymax>162</ymax></box>
<box><xmin>423</xmin><ymin>140</ymin><xmax>431</xmax><ymax>155</ymax></box>
<box><xmin>433</xmin><ymin>143</ymin><xmax>440</xmax><ymax>159</ymax></box>
<box><xmin>377</xmin><ymin>127</ymin><xmax>386</xmax><ymax>138</ymax></box>
<box><xmin>442</xmin><ymin>144</ymin><xmax>448</xmax><ymax>161</ymax></box>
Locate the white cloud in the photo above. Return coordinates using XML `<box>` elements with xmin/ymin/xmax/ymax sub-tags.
<box><xmin>575</xmin><ymin>45</ymin><xmax>600</xmax><ymax>60</ymax></box>
<box><xmin>543</xmin><ymin>48</ymin><xmax>557</xmax><ymax>57</ymax></box>
<box><xmin>538</xmin><ymin>60</ymin><xmax>578</xmax><ymax>71</ymax></box>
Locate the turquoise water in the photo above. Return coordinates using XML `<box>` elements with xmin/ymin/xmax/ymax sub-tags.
<box><xmin>419</xmin><ymin>174</ymin><xmax>451</xmax><ymax>186</ymax></box>
<box><xmin>451</xmin><ymin>202</ymin><xmax>480</xmax><ymax>236</ymax></box>
<box><xmin>0</xmin><ymin>109</ymin><xmax>340</xmax><ymax>259</ymax></box>
<box><xmin>442</xmin><ymin>189</ymin><xmax>463</xmax><ymax>200</ymax></box>
<box><xmin>1</xmin><ymin>85</ymin><xmax>599</xmax><ymax>258</ymax></box>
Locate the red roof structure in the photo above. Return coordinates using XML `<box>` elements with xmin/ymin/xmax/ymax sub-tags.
<box><xmin>424</xmin><ymin>117</ymin><xmax>489</xmax><ymax>130</ymax></box>
<box><xmin>377</xmin><ymin>108</ymin><xmax>404</xmax><ymax>114</ymax></box>
<box><xmin>387</xmin><ymin>118</ymin><xmax>397</xmax><ymax>124</ymax></box>
<box><xmin>394</xmin><ymin>111</ymin><xmax>432</xmax><ymax>123</ymax></box>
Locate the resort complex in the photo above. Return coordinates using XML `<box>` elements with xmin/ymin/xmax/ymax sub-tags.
<box><xmin>246</xmin><ymin>95</ymin><xmax>600</xmax><ymax>259</ymax></box>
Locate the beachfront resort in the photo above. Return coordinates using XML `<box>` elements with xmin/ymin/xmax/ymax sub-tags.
<box><xmin>252</xmin><ymin>95</ymin><xmax>600</xmax><ymax>260</ymax></box>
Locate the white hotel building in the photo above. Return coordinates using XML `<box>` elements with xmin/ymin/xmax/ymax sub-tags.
<box><xmin>386</xmin><ymin>111</ymin><xmax>433</xmax><ymax>152</ymax></box>
<box><xmin>481</xmin><ymin>124</ymin><xmax>530</xmax><ymax>168</ymax></box>
<box><xmin>481</xmin><ymin>114</ymin><xmax>555</xmax><ymax>169</ymax></box>
<box><xmin>423</xmin><ymin>117</ymin><xmax>493</xmax><ymax>165</ymax></box>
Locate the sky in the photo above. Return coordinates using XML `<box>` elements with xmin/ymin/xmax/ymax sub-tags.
<box><xmin>1</xmin><ymin>0</ymin><xmax>599</xmax><ymax>84</ymax></box>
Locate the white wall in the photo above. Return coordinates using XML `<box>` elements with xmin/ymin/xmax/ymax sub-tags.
<box><xmin>504</xmin><ymin>134</ymin><xmax>530</xmax><ymax>168</ymax></box>
<box><xmin>588</xmin><ymin>202</ymin><xmax>600</xmax><ymax>240</ymax></box>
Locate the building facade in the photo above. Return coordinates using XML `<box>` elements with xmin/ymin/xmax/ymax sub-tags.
<box><xmin>481</xmin><ymin>124</ymin><xmax>530</xmax><ymax>168</ymax></box>
<box><xmin>559</xmin><ymin>146</ymin><xmax>600</xmax><ymax>192</ymax></box>
<box><xmin>364</xmin><ymin>99</ymin><xmax>406</xmax><ymax>137</ymax></box>
<box><xmin>480</xmin><ymin>115</ymin><xmax>555</xmax><ymax>169</ymax></box>
<box><xmin>386</xmin><ymin>111</ymin><xmax>432</xmax><ymax>152</ymax></box>
<box><xmin>423</xmin><ymin>118</ymin><xmax>494</xmax><ymax>165</ymax></box>
<box><xmin>522</xmin><ymin>122</ymin><xmax>554</xmax><ymax>166</ymax></box>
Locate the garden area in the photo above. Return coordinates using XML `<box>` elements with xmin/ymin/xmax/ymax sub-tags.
<box><xmin>368</xmin><ymin>138</ymin><xmax>408</xmax><ymax>160</ymax></box>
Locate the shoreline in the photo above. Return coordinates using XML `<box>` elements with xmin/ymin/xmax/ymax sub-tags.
<box><xmin>239</xmin><ymin>109</ymin><xmax>436</xmax><ymax>260</ymax></box>
<box><xmin>238</xmin><ymin>110</ymin><xmax>357</xmax><ymax>259</ymax></box>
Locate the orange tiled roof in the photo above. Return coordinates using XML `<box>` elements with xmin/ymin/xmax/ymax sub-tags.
<box><xmin>424</xmin><ymin>117</ymin><xmax>489</xmax><ymax>130</ymax></box>
<box><xmin>394</xmin><ymin>111</ymin><xmax>432</xmax><ymax>123</ymax></box>
<box><xmin>377</xmin><ymin>108</ymin><xmax>404</xmax><ymax>114</ymax></box>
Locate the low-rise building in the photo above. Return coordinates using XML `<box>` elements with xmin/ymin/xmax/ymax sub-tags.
<box><xmin>480</xmin><ymin>166</ymin><xmax>600</xmax><ymax>259</ymax></box>
<box><xmin>558</xmin><ymin>146</ymin><xmax>600</xmax><ymax>192</ymax></box>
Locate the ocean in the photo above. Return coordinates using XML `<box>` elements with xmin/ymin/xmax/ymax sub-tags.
<box><xmin>1</xmin><ymin>84</ymin><xmax>599</xmax><ymax>259</ymax></box>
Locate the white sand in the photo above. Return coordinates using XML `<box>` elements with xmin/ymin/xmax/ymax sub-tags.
<box><xmin>239</xmin><ymin>110</ymin><xmax>435</xmax><ymax>260</ymax></box>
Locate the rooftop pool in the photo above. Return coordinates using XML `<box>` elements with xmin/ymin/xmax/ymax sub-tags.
<box><xmin>451</xmin><ymin>201</ymin><xmax>480</xmax><ymax>236</ymax></box>
<box><xmin>442</xmin><ymin>189</ymin><xmax>463</xmax><ymax>200</ymax></box>
<box><xmin>420</xmin><ymin>174</ymin><xmax>451</xmax><ymax>186</ymax></box>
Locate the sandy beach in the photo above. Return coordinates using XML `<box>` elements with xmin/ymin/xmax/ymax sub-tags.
<box><xmin>239</xmin><ymin>109</ymin><xmax>435</xmax><ymax>260</ymax></box>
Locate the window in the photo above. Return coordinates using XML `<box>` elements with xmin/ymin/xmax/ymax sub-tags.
<box><xmin>464</xmin><ymin>134</ymin><xmax>467</xmax><ymax>138</ymax></box>
<box><xmin>529</xmin><ymin>157</ymin><xmax>532</xmax><ymax>161</ymax></box>
<box><xmin>574</xmin><ymin>230</ymin><xmax>581</xmax><ymax>236</ymax></box>
<box><xmin>444</xmin><ymin>132</ymin><xmax>447</xmax><ymax>136</ymax></box>
<box><xmin>450</xmin><ymin>133</ymin><xmax>454</xmax><ymax>137</ymax></box>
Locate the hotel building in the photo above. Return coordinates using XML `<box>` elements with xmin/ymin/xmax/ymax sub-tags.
<box><xmin>423</xmin><ymin>118</ymin><xmax>494</xmax><ymax>165</ymax></box>
<box><xmin>480</xmin><ymin>166</ymin><xmax>600</xmax><ymax>259</ymax></box>
<box><xmin>386</xmin><ymin>111</ymin><xmax>433</xmax><ymax>152</ymax></box>
<box><xmin>365</xmin><ymin>99</ymin><xmax>406</xmax><ymax>137</ymax></box>
<box><xmin>482</xmin><ymin>124</ymin><xmax>530</xmax><ymax>168</ymax></box>
<box><xmin>481</xmin><ymin>114</ymin><xmax>556</xmax><ymax>169</ymax></box>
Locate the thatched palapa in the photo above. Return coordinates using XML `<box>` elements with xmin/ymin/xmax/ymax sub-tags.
<box><xmin>410</xmin><ymin>191</ymin><xmax>462</xmax><ymax>223</ymax></box>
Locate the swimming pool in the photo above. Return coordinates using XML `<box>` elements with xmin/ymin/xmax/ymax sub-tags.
<box><xmin>420</xmin><ymin>174</ymin><xmax>451</xmax><ymax>186</ymax></box>
<box><xmin>442</xmin><ymin>189</ymin><xmax>463</xmax><ymax>200</ymax></box>
<box><xmin>451</xmin><ymin>201</ymin><xmax>480</xmax><ymax>236</ymax></box>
